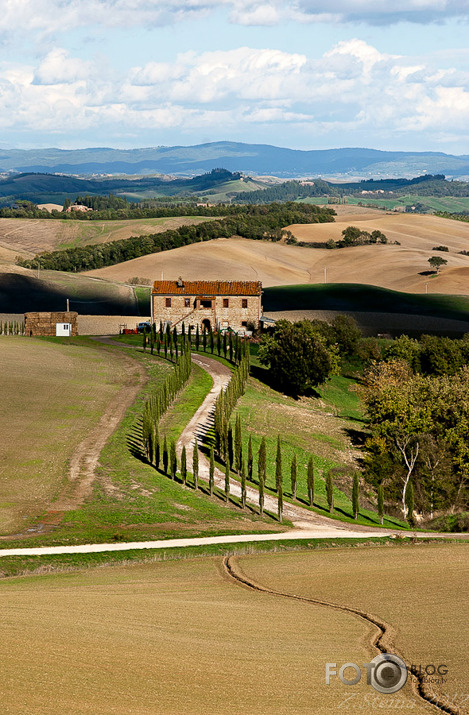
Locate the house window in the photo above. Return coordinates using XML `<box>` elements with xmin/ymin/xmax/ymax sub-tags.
<box><xmin>200</xmin><ymin>299</ymin><xmax>212</xmax><ymax>309</ymax></box>
<box><xmin>184</xmin><ymin>298</ymin><xmax>190</xmax><ymax>307</ymax></box>
<box><xmin>165</xmin><ymin>298</ymin><xmax>171</xmax><ymax>307</ymax></box>
<box><xmin>242</xmin><ymin>321</ymin><xmax>248</xmax><ymax>327</ymax></box>
<box><xmin>242</xmin><ymin>299</ymin><xmax>248</xmax><ymax>309</ymax></box>
<box><xmin>223</xmin><ymin>298</ymin><xmax>229</xmax><ymax>308</ymax></box>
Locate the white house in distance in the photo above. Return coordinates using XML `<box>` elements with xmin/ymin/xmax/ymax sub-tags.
<box><xmin>151</xmin><ymin>279</ymin><xmax>263</xmax><ymax>332</ymax></box>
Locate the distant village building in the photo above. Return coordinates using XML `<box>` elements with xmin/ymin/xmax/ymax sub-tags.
<box><xmin>151</xmin><ymin>279</ymin><xmax>262</xmax><ymax>333</ymax></box>
<box><xmin>65</xmin><ymin>204</ymin><xmax>93</xmax><ymax>213</ymax></box>
<box><xmin>25</xmin><ymin>311</ymin><xmax>78</xmax><ymax>337</ymax></box>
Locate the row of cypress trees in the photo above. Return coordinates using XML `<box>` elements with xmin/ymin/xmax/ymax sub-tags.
<box><xmin>213</xmin><ymin>341</ymin><xmax>250</xmax><ymax>457</ymax></box>
<box><xmin>141</xmin><ymin>341</ymin><xmax>192</xmax><ymax>462</ymax></box>
<box><xmin>144</xmin><ymin>322</ymin><xmax>244</xmax><ymax>366</ymax></box>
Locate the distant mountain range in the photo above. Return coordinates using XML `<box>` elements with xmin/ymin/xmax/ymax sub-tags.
<box><xmin>1</xmin><ymin>142</ymin><xmax>469</xmax><ymax>179</ymax></box>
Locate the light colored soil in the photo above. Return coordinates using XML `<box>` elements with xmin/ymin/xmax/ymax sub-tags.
<box><xmin>83</xmin><ymin>212</ymin><xmax>469</xmax><ymax>295</ymax></box>
<box><xmin>0</xmin><ymin>556</ymin><xmax>432</xmax><ymax>714</ymax></box>
<box><xmin>0</xmin><ymin>216</ymin><xmax>216</xmax><ymax>258</ymax></box>
<box><xmin>77</xmin><ymin>315</ymin><xmax>150</xmax><ymax>335</ymax></box>
<box><xmin>238</xmin><ymin>543</ymin><xmax>469</xmax><ymax>713</ymax></box>
<box><xmin>0</xmin><ymin>338</ymin><xmax>142</xmax><ymax>536</ymax></box>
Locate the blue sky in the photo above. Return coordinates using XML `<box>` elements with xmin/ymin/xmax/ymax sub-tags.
<box><xmin>0</xmin><ymin>0</ymin><xmax>468</xmax><ymax>153</ymax></box>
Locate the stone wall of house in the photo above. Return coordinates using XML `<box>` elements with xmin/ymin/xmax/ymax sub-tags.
<box><xmin>152</xmin><ymin>294</ymin><xmax>261</xmax><ymax>331</ymax></box>
<box><xmin>24</xmin><ymin>311</ymin><xmax>78</xmax><ymax>337</ymax></box>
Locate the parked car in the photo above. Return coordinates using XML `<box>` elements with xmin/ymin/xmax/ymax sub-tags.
<box><xmin>137</xmin><ymin>321</ymin><xmax>151</xmax><ymax>333</ymax></box>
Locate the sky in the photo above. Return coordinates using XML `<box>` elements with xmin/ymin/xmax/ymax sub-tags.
<box><xmin>0</xmin><ymin>0</ymin><xmax>468</xmax><ymax>154</ymax></box>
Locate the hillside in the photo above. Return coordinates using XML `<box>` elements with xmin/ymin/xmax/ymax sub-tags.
<box><xmin>84</xmin><ymin>208</ymin><xmax>469</xmax><ymax>296</ymax></box>
<box><xmin>1</xmin><ymin>143</ymin><xmax>469</xmax><ymax>179</ymax></box>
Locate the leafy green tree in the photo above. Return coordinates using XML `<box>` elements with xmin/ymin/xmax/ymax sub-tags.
<box><xmin>278</xmin><ymin>481</ymin><xmax>283</xmax><ymax>523</ymax></box>
<box><xmin>331</xmin><ymin>315</ymin><xmax>361</xmax><ymax>356</ymax></box>
<box><xmin>234</xmin><ymin>415</ymin><xmax>242</xmax><ymax>473</ymax></box>
<box><xmin>258</xmin><ymin>320</ymin><xmax>339</xmax><ymax>395</ymax></box>
<box><xmin>225</xmin><ymin>459</ymin><xmax>230</xmax><ymax>502</ymax></box>
<box><xmin>259</xmin><ymin>472</ymin><xmax>264</xmax><ymax>516</ymax></box>
<box><xmin>170</xmin><ymin>440</ymin><xmax>177</xmax><ymax>479</ymax></box>
<box><xmin>428</xmin><ymin>255</ymin><xmax>447</xmax><ymax>273</ymax></box>
<box><xmin>195</xmin><ymin>324</ymin><xmax>200</xmax><ymax>351</ymax></box>
<box><xmin>162</xmin><ymin>436</ymin><xmax>169</xmax><ymax>474</ymax></box>
<box><xmin>258</xmin><ymin>437</ymin><xmax>266</xmax><ymax>485</ymax></box>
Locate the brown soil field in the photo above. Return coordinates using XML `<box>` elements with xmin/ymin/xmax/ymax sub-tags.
<box><xmin>0</xmin><ymin>555</ymin><xmax>433</xmax><ymax>714</ymax></box>
<box><xmin>0</xmin><ymin>337</ymin><xmax>135</xmax><ymax>535</ymax></box>
<box><xmin>84</xmin><ymin>209</ymin><xmax>469</xmax><ymax>295</ymax></box>
<box><xmin>0</xmin><ymin>215</ymin><xmax>215</xmax><ymax>259</ymax></box>
<box><xmin>238</xmin><ymin>542</ymin><xmax>469</xmax><ymax>711</ymax></box>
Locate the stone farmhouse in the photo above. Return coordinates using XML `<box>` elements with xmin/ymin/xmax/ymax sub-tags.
<box><xmin>151</xmin><ymin>279</ymin><xmax>262</xmax><ymax>333</ymax></box>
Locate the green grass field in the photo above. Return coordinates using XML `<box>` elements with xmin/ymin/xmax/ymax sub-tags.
<box><xmin>345</xmin><ymin>194</ymin><xmax>469</xmax><ymax>213</ymax></box>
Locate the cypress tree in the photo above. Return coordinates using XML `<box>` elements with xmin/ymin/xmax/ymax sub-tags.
<box><xmin>352</xmin><ymin>473</ymin><xmax>360</xmax><ymax>520</ymax></box>
<box><xmin>154</xmin><ymin>434</ymin><xmax>160</xmax><ymax>470</ymax></box>
<box><xmin>162</xmin><ymin>436</ymin><xmax>169</xmax><ymax>474</ymax></box>
<box><xmin>259</xmin><ymin>472</ymin><xmax>264</xmax><ymax>516</ymax></box>
<box><xmin>169</xmin><ymin>338</ymin><xmax>173</xmax><ymax>361</ymax></box>
<box><xmin>225</xmin><ymin>459</ymin><xmax>230</xmax><ymax>502</ymax></box>
<box><xmin>181</xmin><ymin>322</ymin><xmax>185</xmax><ymax>338</ymax></box>
<box><xmin>156</xmin><ymin>334</ymin><xmax>161</xmax><ymax>355</ymax></box>
<box><xmin>170</xmin><ymin>440</ymin><xmax>177</xmax><ymax>480</ymax></box>
<box><xmin>227</xmin><ymin>425</ymin><xmax>234</xmax><ymax>469</ymax></box>
<box><xmin>195</xmin><ymin>324</ymin><xmax>200</xmax><ymax>351</ymax></box>
<box><xmin>326</xmin><ymin>472</ymin><xmax>334</xmax><ymax>513</ymax></box>
<box><xmin>209</xmin><ymin>446</ymin><xmax>215</xmax><ymax>496</ymax></box>
<box><xmin>143</xmin><ymin>332</ymin><xmax>147</xmax><ymax>352</ymax></box>
<box><xmin>163</xmin><ymin>334</ymin><xmax>168</xmax><ymax>359</ymax></box>
<box><xmin>234</xmin><ymin>415</ymin><xmax>242</xmax><ymax>472</ymax></box>
<box><xmin>203</xmin><ymin>326</ymin><xmax>207</xmax><ymax>352</ymax></box>
<box><xmin>193</xmin><ymin>438</ymin><xmax>199</xmax><ymax>489</ymax></box>
<box><xmin>406</xmin><ymin>480</ymin><xmax>415</xmax><ymax>526</ymax></box>
<box><xmin>217</xmin><ymin>330</ymin><xmax>221</xmax><ymax>356</ymax></box>
<box><xmin>307</xmin><ymin>456</ymin><xmax>315</xmax><ymax>506</ymax></box>
<box><xmin>223</xmin><ymin>330</ymin><xmax>227</xmax><ymax>358</ymax></box>
<box><xmin>241</xmin><ymin>458</ymin><xmax>247</xmax><ymax>509</ymax></box>
<box><xmin>258</xmin><ymin>437</ymin><xmax>266</xmax><ymax>486</ymax></box>
<box><xmin>210</xmin><ymin>330</ymin><xmax>214</xmax><ymax>354</ymax></box>
<box><xmin>181</xmin><ymin>445</ymin><xmax>187</xmax><ymax>485</ymax></box>
<box><xmin>173</xmin><ymin>327</ymin><xmax>178</xmax><ymax>358</ymax></box>
<box><xmin>188</xmin><ymin>324</ymin><xmax>192</xmax><ymax>345</ymax></box>
<box><xmin>377</xmin><ymin>483</ymin><xmax>385</xmax><ymax>525</ymax></box>
<box><xmin>278</xmin><ymin>481</ymin><xmax>283</xmax><ymax>523</ymax></box>
<box><xmin>150</xmin><ymin>328</ymin><xmax>154</xmax><ymax>354</ymax></box>
<box><xmin>229</xmin><ymin>331</ymin><xmax>233</xmax><ymax>362</ymax></box>
<box><xmin>275</xmin><ymin>435</ymin><xmax>282</xmax><ymax>493</ymax></box>
<box><xmin>290</xmin><ymin>454</ymin><xmax>297</xmax><ymax>499</ymax></box>
<box><xmin>247</xmin><ymin>435</ymin><xmax>253</xmax><ymax>482</ymax></box>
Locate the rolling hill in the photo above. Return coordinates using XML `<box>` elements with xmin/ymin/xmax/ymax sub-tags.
<box><xmin>1</xmin><ymin>142</ymin><xmax>469</xmax><ymax>179</ymax></box>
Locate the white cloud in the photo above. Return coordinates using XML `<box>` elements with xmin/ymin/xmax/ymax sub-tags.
<box><xmin>0</xmin><ymin>0</ymin><xmax>466</xmax><ymax>35</ymax></box>
<box><xmin>0</xmin><ymin>41</ymin><xmax>468</xmax><ymax>148</ymax></box>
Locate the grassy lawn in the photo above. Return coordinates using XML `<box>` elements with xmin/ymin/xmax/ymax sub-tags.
<box><xmin>1</xmin><ymin>340</ymin><xmax>282</xmax><ymax>548</ymax></box>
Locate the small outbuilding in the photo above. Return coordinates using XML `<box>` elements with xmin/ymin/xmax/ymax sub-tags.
<box><xmin>25</xmin><ymin>311</ymin><xmax>78</xmax><ymax>337</ymax></box>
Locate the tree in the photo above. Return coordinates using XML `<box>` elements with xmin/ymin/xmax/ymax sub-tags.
<box><xmin>258</xmin><ymin>320</ymin><xmax>339</xmax><ymax>395</ymax></box>
<box><xmin>170</xmin><ymin>440</ymin><xmax>177</xmax><ymax>480</ymax></box>
<box><xmin>307</xmin><ymin>456</ymin><xmax>314</xmax><ymax>506</ymax></box>
<box><xmin>258</xmin><ymin>437</ymin><xmax>266</xmax><ymax>486</ymax></box>
<box><xmin>259</xmin><ymin>472</ymin><xmax>264</xmax><ymax>516</ymax></box>
<box><xmin>180</xmin><ymin>445</ymin><xmax>187</xmax><ymax>485</ymax></box>
<box><xmin>326</xmin><ymin>472</ymin><xmax>334</xmax><ymax>513</ymax></box>
<box><xmin>406</xmin><ymin>480</ymin><xmax>415</xmax><ymax>526</ymax></box>
<box><xmin>234</xmin><ymin>415</ymin><xmax>242</xmax><ymax>473</ymax></box>
<box><xmin>162</xmin><ymin>436</ymin><xmax>169</xmax><ymax>474</ymax></box>
<box><xmin>195</xmin><ymin>324</ymin><xmax>200</xmax><ymax>351</ymax></box>
<box><xmin>331</xmin><ymin>315</ymin><xmax>361</xmax><ymax>356</ymax></box>
<box><xmin>193</xmin><ymin>438</ymin><xmax>199</xmax><ymax>489</ymax></box>
<box><xmin>290</xmin><ymin>454</ymin><xmax>297</xmax><ymax>499</ymax></box>
<box><xmin>428</xmin><ymin>255</ymin><xmax>447</xmax><ymax>273</ymax></box>
<box><xmin>278</xmin><ymin>481</ymin><xmax>283</xmax><ymax>523</ymax></box>
<box><xmin>247</xmin><ymin>435</ymin><xmax>253</xmax><ymax>482</ymax></box>
<box><xmin>377</xmin><ymin>483</ymin><xmax>385</xmax><ymax>525</ymax></box>
<box><xmin>352</xmin><ymin>473</ymin><xmax>359</xmax><ymax>519</ymax></box>
<box><xmin>275</xmin><ymin>435</ymin><xmax>282</xmax><ymax>493</ymax></box>
<box><xmin>225</xmin><ymin>459</ymin><xmax>230</xmax><ymax>502</ymax></box>
<box><xmin>241</xmin><ymin>458</ymin><xmax>247</xmax><ymax>508</ymax></box>
<box><xmin>209</xmin><ymin>446</ymin><xmax>215</xmax><ymax>496</ymax></box>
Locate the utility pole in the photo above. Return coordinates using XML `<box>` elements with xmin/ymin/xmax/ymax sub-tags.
<box><xmin>66</xmin><ymin>298</ymin><xmax>70</xmax><ymax>312</ymax></box>
<box><xmin>324</xmin><ymin>266</ymin><xmax>327</xmax><ymax>284</ymax></box>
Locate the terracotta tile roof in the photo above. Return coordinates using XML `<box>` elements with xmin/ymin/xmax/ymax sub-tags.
<box><xmin>152</xmin><ymin>280</ymin><xmax>262</xmax><ymax>296</ymax></box>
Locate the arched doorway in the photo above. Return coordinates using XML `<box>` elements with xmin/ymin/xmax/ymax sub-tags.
<box><xmin>202</xmin><ymin>319</ymin><xmax>211</xmax><ymax>332</ymax></box>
